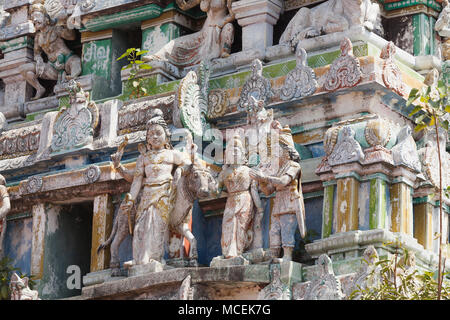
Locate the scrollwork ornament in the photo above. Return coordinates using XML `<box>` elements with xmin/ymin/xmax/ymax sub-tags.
<box><xmin>207</xmin><ymin>89</ymin><xmax>229</xmax><ymax>118</ymax></box>
<box><xmin>21</xmin><ymin>175</ymin><xmax>43</xmax><ymax>195</ymax></box>
<box><xmin>322</xmin><ymin>38</ymin><xmax>362</xmax><ymax>92</ymax></box>
<box><xmin>380</xmin><ymin>42</ymin><xmax>406</xmax><ymax>96</ymax></box>
<box><xmin>237</xmin><ymin>59</ymin><xmax>273</xmax><ymax>111</ymax></box>
<box><xmin>84</xmin><ymin>165</ymin><xmax>101</xmax><ymax>184</ymax></box>
<box><xmin>280</xmin><ymin>47</ymin><xmax>317</xmax><ymax>100</ymax></box>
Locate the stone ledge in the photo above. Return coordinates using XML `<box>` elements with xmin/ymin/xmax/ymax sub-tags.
<box><xmin>76</xmin><ymin>265</ymin><xmax>270</xmax><ymax>300</ymax></box>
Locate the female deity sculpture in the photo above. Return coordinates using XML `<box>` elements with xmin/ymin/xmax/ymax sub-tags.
<box><xmin>218</xmin><ymin>134</ymin><xmax>264</xmax><ymax>258</ymax></box>
<box><xmin>119</xmin><ymin>110</ymin><xmax>191</xmax><ymax>266</ymax></box>
<box><xmin>249</xmin><ymin>125</ymin><xmax>306</xmax><ymax>262</ymax></box>
<box><xmin>143</xmin><ymin>0</ymin><xmax>235</xmax><ymax>68</ymax></box>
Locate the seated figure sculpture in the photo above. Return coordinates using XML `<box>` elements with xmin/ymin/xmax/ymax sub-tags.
<box><xmin>279</xmin><ymin>0</ymin><xmax>381</xmax><ymax>48</ymax></box>
<box><xmin>19</xmin><ymin>1</ymin><xmax>81</xmax><ymax>100</ymax></box>
<box><xmin>143</xmin><ymin>0</ymin><xmax>235</xmax><ymax>68</ymax></box>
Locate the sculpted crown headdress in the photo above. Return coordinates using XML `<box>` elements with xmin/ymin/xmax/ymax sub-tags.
<box><xmin>31</xmin><ymin>0</ymin><xmax>48</xmax><ymax>15</ymax></box>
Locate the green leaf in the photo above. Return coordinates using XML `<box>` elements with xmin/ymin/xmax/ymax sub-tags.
<box><xmin>408</xmin><ymin>88</ymin><xmax>419</xmax><ymax>99</ymax></box>
<box><xmin>415</xmin><ymin>113</ymin><xmax>427</xmax><ymax>124</ymax></box>
<box><xmin>121</xmin><ymin>64</ymin><xmax>132</xmax><ymax>70</ymax></box>
<box><xmin>414</xmin><ymin>123</ymin><xmax>428</xmax><ymax>132</ymax></box>
<box><xmin>408</xmin><ymin>105</ymin><xmax>423</xmax><ymax>117</ymax></box>
<box><xmin>445</xmin><ymin>105</ymin><xmax>450</xmax><ymax>113</ymax></box>
<box><xmin>116</xmin><ymin>52</ymin><xmax>129</xmax><ymax>61</ymax></box>
<box><xmin>139</xmin><ymin>64</ymin><xmax>152</xmax><ymax>70</ymax></box>
<box><xmin>136</xmin><ymin>50</ymin><xmax>148</xmax><ymax>56</ymax></box>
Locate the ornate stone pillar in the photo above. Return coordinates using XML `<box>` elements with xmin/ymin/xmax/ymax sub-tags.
<box><xmin>414</xmin><ymin>200</ymin><xmax>433</xmax><ymax>250</ymax></box>
<box><xmin>335</xmin><ymin>176</ymin><xmax>359</xmax><ymax>233</ymax></box>
<box><xmin>90</xmin><ymin>194</ymin><xmax>114</xmax><ymax>272</ymax></box>
<box><xmin>0</xmin><ymin>1</ymin><xmax>35</xmax><ymax>119</ymax></box>
<box><xmin>369</xmin><ymin>177</ymin><xmax>388</xmax><ymax>230</ymax></box>
<box><xmin>321</xmin><ymin>184</ymin><xmax>334</xmax><ymax>239</ymax></box>
<box><xmin>232</xmin><ymin>0</ymin><xmax>283</xmax><ymax>53</ymax></box>
<box><xmin>31</xmin><ymin>203</ymin><xmax>46</xmax><ymax>280</ymax></box>
<box><xmin>390</xmin><ymin>182</ymin><xmax>414</xmax><ymax>236</ymax></box>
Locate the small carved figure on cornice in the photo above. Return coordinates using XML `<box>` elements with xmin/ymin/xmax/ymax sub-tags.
<box><xmin>391</xmin><ymin>126</ymin><xmax>421</xmax><ymax>173</ymax></box>
<box><xmin>237</xmin><ymin>59</ymin><xmax>273</xmax><ymax>112</ymax></box>
<box><xmin>19</xmin><ymin>1</ymin><xmax>82</xmax><ymax>101</ymax></box>
<box><xmin>279</xmin><ymin>0</ymin><xmax>382</xmax><ymax>49</ymax></box>
<box><xmin>346</xmin><ymin>246</ymin><xmax>381</xmax><ymax>299</ymax></box>
<box><xmin>144</xmin><ymin>0</ymin><xmax>235</xmax><ymax>68</ymax></box>
<box><xmin>51</xmin><ymin>80</ymin><xmax>98</xmax><ymax>152</ymax></box>
<box><xmin>322</xmin><ymin>38</ymin><xmax>362</xmax><ymax>92</ymax></box>
<box><xmin>328</xmin><ymin>126</ymin><xmax>364</xmax><ymax>166</ymax></box>
<box><xmin>280</xmin><ymin>46</ymin><xmax>318</xmax><ymax>101</ymax></box>
<box><xmin>0</xmin><ymin>5</ymin><xmax>10</xmax><ymax>28</ymax></box>
<box><xmin>9</xmin><ymin>273</ymin><xmax>40</xmax><ymax>300</ymax></box>
<box><xmin>380</xmin><ymin>42</ymin><xmax>406</xmax><ymax>97</ymax></box>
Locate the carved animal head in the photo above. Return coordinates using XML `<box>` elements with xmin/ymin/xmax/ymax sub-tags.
<box><xmin>185</xmin><ymin>157</ymin><xmax>218</xmax><ymax>199</ymax></box>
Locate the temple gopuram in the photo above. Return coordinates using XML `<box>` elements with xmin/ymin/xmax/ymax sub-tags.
<box><xmin>0</xmin><ymin>0</ymin><xmax>448</xmax><ymax>300</ymax></box>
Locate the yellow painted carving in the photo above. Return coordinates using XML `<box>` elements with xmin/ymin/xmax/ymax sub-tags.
<box><xmin>336</xmin><ymin>178</ymin><xmax>359</xmax><ymax>233</ymax></box>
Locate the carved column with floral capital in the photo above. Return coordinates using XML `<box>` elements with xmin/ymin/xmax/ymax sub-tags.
<box><xmin>232</xmin><ymin>0</ymin><xmax>283</xmax><ymax>53</ymax></box>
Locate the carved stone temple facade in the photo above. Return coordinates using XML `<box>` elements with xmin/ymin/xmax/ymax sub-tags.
<box><xmin>0</xmin><ymin>0</ymin><xmax>448</xmax><ymax>300</ymax></box>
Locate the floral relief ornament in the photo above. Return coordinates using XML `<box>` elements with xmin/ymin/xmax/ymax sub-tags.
<box><xmin>322</xmin><ymin>38</ymin><xmax>362</xmax><ymax>92</ymax></box>
<box><xmin>237</xmin><ymin>59</ymin><xmax>273</xmax><ymax>112</ymax></box>
<box><xmin>51</xmin><ymin>80</ymin><xmax>99</xmax><ymax>153</ymax></box>
<box><xmin>380</xmin><ymin>42</ymin><xmax>406</xmax><ymax>96</ymax></box>
<box><xmin>280</xmin><ymin>46</ymin><xmax>318</xmax><ymax>100</ymax></box>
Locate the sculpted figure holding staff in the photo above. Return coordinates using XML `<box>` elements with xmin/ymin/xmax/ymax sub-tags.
<box><xmin>119</xmin><ymin>110</ymin><xmax>191</xmax><ymax>266</ymax></box>
<box><xmin>249</xmin><ymin>124</ymin><xmax>306</xmax><ymax>262</ymax></box>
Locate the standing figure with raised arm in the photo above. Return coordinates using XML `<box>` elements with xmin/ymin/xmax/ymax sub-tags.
<box><xmin>217</xmin><ymin>134</ymin><xmax>264</xmax><ymax>259</ymax></box>
<box><xmin>249</xmin><ymin>125</ymin><xmax>306</xmax><ymax>262</ymax></box>
<box><xmin>119</xmin><ymin>110</ymin><xmax>191</xmax><ymax>266</ymax></box>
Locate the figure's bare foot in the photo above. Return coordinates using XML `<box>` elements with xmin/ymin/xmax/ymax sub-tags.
<box><xmin>31</xmin><ymin>87</ymin><xmax>46</xmax><ymax>101</ymax></box>
<box><xmin>220</xmin><ymin>51</ymin><xmax>230</xmax><ymax>59</ymax></box>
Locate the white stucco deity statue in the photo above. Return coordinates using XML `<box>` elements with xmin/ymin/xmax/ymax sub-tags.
<box><xmin>249</xmin><ymin>125</ymin><xmax>306</xmax><ymax>262</ymax></box>
<box><xmin>0</xmin><ymin>174</ymin><xmax>10</xmax><ymax>259</ymax></box>
<box><xmin>19</xmin><ymin>1</ymin><xmax>82</xmax><ymax>100</ymax></box>
<box><xmin>119</xmin><ymin>110</ymin><xmax>191</xmax><ymax>266</ymax></box>
<box><xmin>217</xmin><ymin>134</ymin><xmax>264</xmax><ymax>258</ymax></box>
<box><xmin>279</xmin><ymin>0</ymin><xmax>382</xmax><ymax>49</ymax></box>
<box><xmin>9</xmin><ymin>273</ymin><xmax>40</xmax><ymax>300</ymax></box>
<box><xmin>143</xmin><ymin>0</ymin><xmax>235</xmax><ymax>68</ymax></box>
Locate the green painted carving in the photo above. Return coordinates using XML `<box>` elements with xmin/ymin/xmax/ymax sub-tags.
<box><xmin>82</xmin><ymin>4</ymin><xmax>163</xmax><ymax>32</ymax></box>
<box><xmin>369</xmin><ymin>179</ymin><xmax>387</xmax><ymax>229</ymax></box>
<box><xmin>81</xmin><ymin>39</ymin><xmax>112</xmax><ymax>79</ymax></box>
<box><xmin>322</xmin><ymin>185</ymin><xmax>334</xmax><ymax>238</ymax></box>
<box><xmin>413</xmin><ymin>13</ymin><xmax>431</xmax><ymax>56</ymax></box>
<box><xmin>0</xmin><ymin>36</ymin><xmax>34</xmax><ymax>54</ymax></box>
<box><xmin>383</xmin><ymin>0</ymin><xmax>442</xmax><ymax>12</ymax></box>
